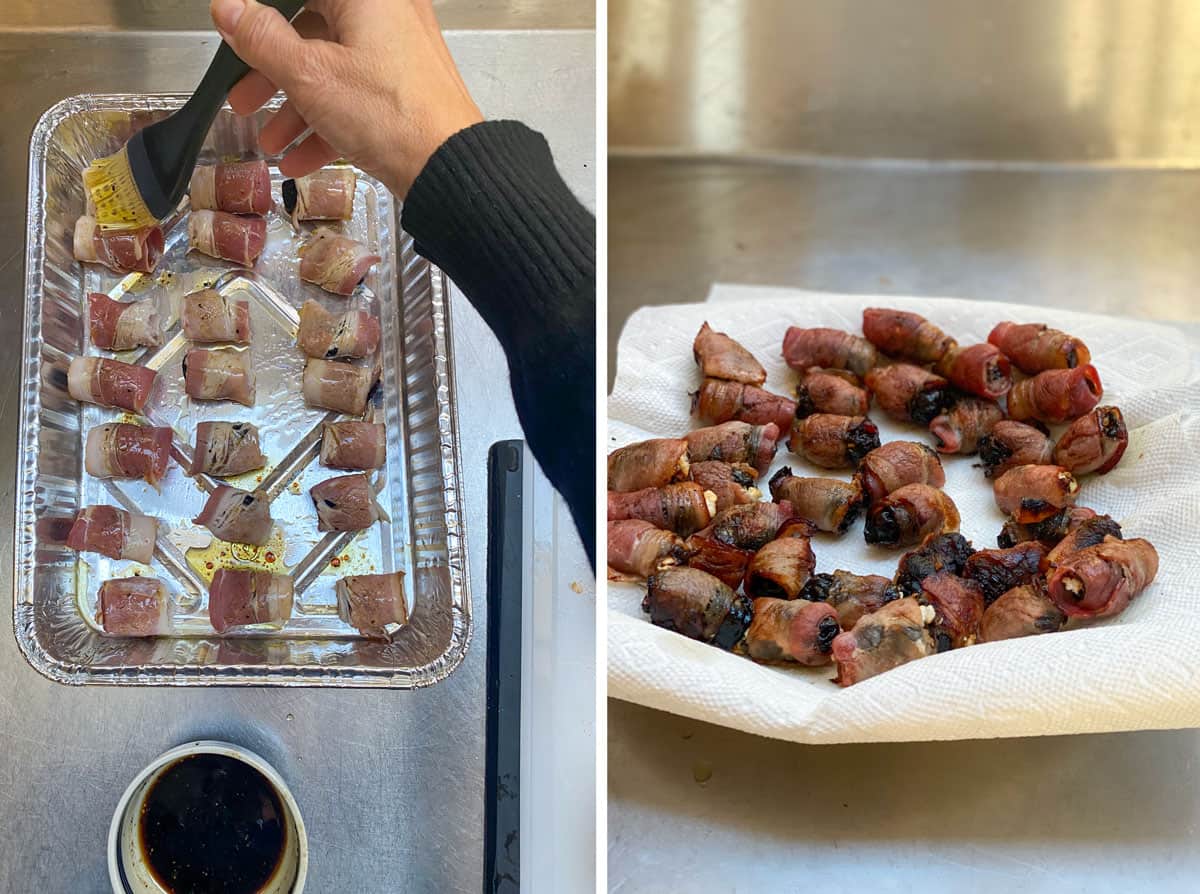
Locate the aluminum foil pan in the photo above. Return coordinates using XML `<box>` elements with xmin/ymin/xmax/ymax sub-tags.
<box><xmin>16</xmin><ymin>94</ymin><xmax>470</xmax><ymax>686</ymax></box>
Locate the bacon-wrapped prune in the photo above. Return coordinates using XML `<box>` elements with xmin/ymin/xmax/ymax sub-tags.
<box><xmin>689</xmin><ymin>461</ymin><xmax>761</xmax><ymax>511</ymax></box>
<box><xmin>801</xmin><ymin>570</ymin><xmax>893</xmax><ymax>629</ymax></box>
<box><xmin>606</xmin><ymin>482</ymin><xmax>716</xmax><ymax>537</ymax></box>
<box><xmin>893</xmin><ymin>532</ymin><xmax>976</xmax><ymax>596</ymax></box>
<box><xmin>643</xmin><ymin>567</ymin><xmax>754</xmax><ymax>650</ymax></box>
<box><xmin>1053</xmin><ymin>406</ymin><xmax>1128</xmax><ymax>476</ymax></box>
<box><xmin>744</xmin><ymin>537</ymin><xmax>816</xmax><ymax>599</ymax></box>
<box><xmin>686</xmin><ymin>421</ymin><xmax>780</xmax><ymax>474</ymax></box>
<box><xmin>607</xmin><ymin>519</ymin><xmax>693</xmax><ymax>582</ymax></box>
<box><xmin>703</xmin><ymin>500</ymin><xmax>799</xmax><ymax>552</ymax></box>
<box><xmin>1047</xmin><ymin>536</ymin><xmax>1158</xmax><ymax>619</ymax></box>
<box><xmin>745</xmin><ymin>598</ymin><xmax>839</xmax><ymax>665</ymax></box>
<box><xmin>782</xmin><ymin>327</ymin><xmax>877</xmax><ymax>377</ymax></box>
<box><xmin>794</xmin><ymin>369</ymin><xmax>870</xmax><ymax>418</ymax></box>
<box><xmin>832</xmin><ymin>597</ymin><xmax>935</xmax><ymax>686</ymax></box>
<box><xmin>864</xmin><ymin>484</ymin><xmax>960</xmax><ymax>548</ymax></box>
<box><xmin>934</xmin><ymin>343</ymin><xmax>1012</xmax><ymax>400</ymax></box>
<box><xmin>979</xmin><ymin>583</ymin><xmax>1066</xmax><ymax>642</ymax></box>
<box><xmin>788</xmin><ymin>414</ymin><xmax>880</xmax><ymax>469</ymax></box>
<box><xmin>988</xmin><ymin>321</ymin><xmax>1091</xmax><ymax>374</ymax></box>
<box><xmin>693</xmin><ymin>322</ymin><xmax>766</xmax><ymax>385</ymax></box>
<box><xmin>962</xmin><ymin>542</ymin><xmax>1048</xmax><ymax>604</ymax></box>
<box><xmin>864</xmin><ymin>364</ymin><xmax>955</xmax><ymax>424</ymax></box>
<box><xmin>1044</xmin><ymin>514</ymin><xmax>1123</xmax><ymax>567</ymax></box>
<box><xmin>607</xmin><ymin>438</ymin><xmax>689</xmax><ymax>492</ymax></box>
<box><xmin>861</xmin><ymin>308</ymin><xmax>957</xmax><ymax>364</ymax></box>
<box><xmin>856</xmin><ymin>441</ymin><xmax>945</xmax><ymax>504</ymax></box>
<box><xmin>977</xmin><ymin>420</ymin><xmax>1054</xmax><ymax>478</ymax></box>
<box><xmin>683</xmin><ymin>533</ymin><xmax>754</xmax><ymax>588</ymax></box>
<box><xmin>768</xmin><ymin>467</ymin><xmax>862</xmax><ymax>533</ymax></box>
<box><xmin>993</xmin><ymin>464</ymin><xmax>1079</xmax><ymax>523</ymax></box>
<box><xmin>1007</xmin><ymin>365</ymin><xmax>1102</xmax><ymax>424</ymax></box>
<box><xmin>996</xmin><ymin>506</ymin><xmax>1100</xmax><ymax>549</ymax></box>
<box><xmin>693</xmin><ymin>378</ymin><xmax>796</xmax><ymax>432</ymax></box>
<box><xmin>928</xmin><ymin>396</ymin><xmax>1004</xmax><ymax>455</ymax></box>
<box><xmin>919</xmin><ymin>572</ymin><xmax>985</xmax><ymax>649</ymax></box>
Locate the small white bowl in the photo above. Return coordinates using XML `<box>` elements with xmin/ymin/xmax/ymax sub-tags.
<box><xmin>108</xmin><ymin>740</ymin><xmax>308</xmax><ymax>894</ymax></box>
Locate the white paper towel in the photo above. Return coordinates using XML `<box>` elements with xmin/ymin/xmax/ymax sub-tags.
<box><xmin>608</xmin><ymin>287</ymin><xmax>1200</xmax><ymax>744</ymax></box>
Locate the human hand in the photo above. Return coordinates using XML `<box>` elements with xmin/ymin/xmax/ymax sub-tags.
<box><xmin>210</xmin><ymin>0</ymin><xmax>483</xmax><ymax>197</ymax></box>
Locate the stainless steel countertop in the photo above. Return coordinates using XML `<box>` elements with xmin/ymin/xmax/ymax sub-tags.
<box><xmin>0</xmin><ymin>25</ymin><xmax>594</xmax><ymax>894</ymax></box>
<box><xmin>608</xmin><ymin>156</ymin><xmax>1200</xmax><ymax>892</ymax></box>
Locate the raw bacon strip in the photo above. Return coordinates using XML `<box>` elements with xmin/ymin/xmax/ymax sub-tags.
<box><xmin>745</xmin><ymin>598</ymin><xmax>838</xmax><ymax>665</ymax></box>
<box><xmin>1053</xmin><ymin>406</ymin><xmax>1128</xmax><ymax>476</ymax></box>
<box><xmin>744</xmin><ymin>538</ymin><xmax>816</xmax><ymax>600</ymax></box>
<box><xmin>190</xmin><ymin>422</ymin><xmax>266</xmax><ymax>477</ymax></box>
<box><xmin>336</xmin><ymin>571</ymin><xmax>407</xmax><ymax>639</ymax></box>
<box><xmin>282</xmin><ymin>168</ymin><xmax>357</xmax><ymax>221</ymax></box>
<box><xmin>856</xmin><ymin>441</ymin><xmax>945</xmax><ymax>504</ymax></box>
<box><xmin>700</xmin><ymin>500</ymin><xmax>799</xmax><ymax>552</ymax></box>
<box><xmin>1007</xmin><ymin>365</ymin><xmax>1103</xmax><ymax>424</ymax></box>
<box><xmin>87</xmin><ymin>293</ymin><xmax>162</xmax><ymax>351</ymax></box>
<box><xmin>310</xmin><ymin>473</ymin><xmax>389</xmax><ymax>532</ymax></box>
<box><xmin>607</xmin><ymin>519</ymin><xmax>693</xmax><ymax>582</ymax></box>
<box><xmin>607</xmin><ymin>438</ymin><xmax>690</xmax><ymax>492</ymax></box>
<box><xmin>768</xmin><ymin>467</ymin><xmax>862</xmax><ymax>533</ymax></box>
<box><xmin>864</xmin><ymin>483</ymin><xmax>959</xmax><ymax>548</ymax></box>
<box><xmin>979</xmin><ymin>583</ymin><xmax>1066</xmax><ymax>642</ymax></box>
<box><xmin>800</xmin><ymin>571</ymin><xmax>893</xmax><ymax>630</ymax></box>
<box><xmin>189</xmin><ymin>160</ymin><xmax>272</xmax><ymax>214</ymax></box>
<box><xmin>934</xmin><ymin>343</ymin><xmax>1012</xmax><ymax>400</ymax></box>
<box><xmin>787</xmin><ymin>413</ymin><xmax>879</xmax><ymax>469</ymax></box>
<box><xmin>84</xmin><ymin>423</ymin><xmax>172</xmax><ymax>487</ymax></box>
<box><xmin>1047</xmin><ymin>536</ymin><xmax>1158</xmax><ymax>619</ymax></box>
<box><xmin>988</xmin><ymin>321</ymin><xmax>1090</xmax><ymax>374</ymax></box>
<box><xmin>73</xmin><ymin>216</ymin><xmax>164</xmax><ymax>274</ymax></box>
<box><xmin>962</xmin><ymin>542</ymin><xmax>1049</xmax><ymax>604</ymax></box>
<box><xmin>782</xmin><ymin>327</ymin><xmax>877</xmax><ymax>377</ymax></box>
<box><xmin>320</xmin><ymin>421</ymin><xmax>387</xmax><ymax>471</ymax></box>
<box><xmin>66</xmin><ymin>505</ymin><xmax>157</xmax><ymax>563</ymax></box>
<box><xmin>692</xmin><ymin>322</ymin><xmax>766</xmax><ymax>385</ymax></box>
<box><xmin>208</xmin><ymin>568</ymin><xmax>294</xmax><ymax>633</ymax></box>
<box><xmin>861</xmin><ymin>308</ymin><xmax>957</xmax><ymax>364</ymax></box>
<box><xmin>181</xmin><ymin>289</ymin><xmax>251</xmax><ymax>344</ymax></box>
<box><xmin>299</xmin><ymin>228</ymin><xmax>381</xmax><ymax>295</ymax></box>
<box><xmin>296</xmin><ymin>299</ymin><xmax>381</xmax><ymax>360</ymax></box>
<box><xmin>97</xmin><ymin>577</ymin><xmax>171</xmax><ymax>636</ymax></box>
<box><xmin>642</xmin><ymin>566</ymin><xmax>753</xmax><ymax>650</ymax></box>
<box><xmin>187</xmin><ymin>209</ymin><xmax>268</xmax><ymax>266</ymax></box>
<box><xmin>832</xmin><ymin>597</ymin><xmax>935</xmax><ymax>686</ymax></box>
<box><xmin>193</xmin><ymin>486</ymin><xmax>274</xmax><ymax>546</ymax></box>
<box><xmin>928</xmin><ymin>396</ymin><xmax>1004</xmax><ymax>455</ymax></box>
<box><xmin>183</xmin><ymin>348</ymin><xmax>255</xmax><ymax>406</ymax></box>
<box><xmin>993</xmin><ymin>464</ymin><xmax>1078</xmax><ymax>523</ymax></box>
<box><xmin>977</xmin><ymin>421</ymin><xmax>1054</xmax><ymax>478</ymax></box>
<box><xmin>685</xmin><ymin>421</ymin><xmax>780</xmax><ymax>474</ymax></box>
<box><xmin>301</xmin><ymin>358</ymin><xmax>379</xmax><ymax>415</ymax></box>
<box><xmin>920</xmin><ymin>572</ymin><xmax>985</xmax><ymax>649</ymax></box>
<box><xmin>795</xmin><ymin>369</ymin><xmax>870</xmax><ymax>418</ymax></box>
<box><xmin>606</xmin><ymin>482</ymin><xmax>716</xmax><ymax>537</ymax></box>
<box><xmin>692</xmin><ymin>378</ymin><xmax>795</xmax><ymax>432</ymax></box>
<box><xmin>864</xmin><ymin>364</ymin><xmax>955</xmax><ymax>424</ymax></box>
<box><xmin>68</xmin><ymin>357</ymin><xmax>157</xmax><ymax>413</ymax></box>
<box><xmin>688</xmin><ymin>461</ymin><xmax>760</xmax><ymax>511</ymax></box>
<box><xmin>1044</xmin><ymin>514</ymin><xmax>1124</xmax><ymax>568</ymax></box>
<box><xmin>893</xmin><ymin>532</ymin><xmax>976</xmax><ymax>596</ymax></box>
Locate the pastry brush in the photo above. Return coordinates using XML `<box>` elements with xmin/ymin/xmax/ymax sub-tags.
<box><xmin>84</xmin><ymin>0</ymin><xmax>306</xmax><ymax>230</ymax></box>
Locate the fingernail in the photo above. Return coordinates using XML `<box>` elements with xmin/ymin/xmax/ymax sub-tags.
<box><xmin>211</xmin><ymin>0</ymin><xmax>246</xmax><ymax>33</ymax></box>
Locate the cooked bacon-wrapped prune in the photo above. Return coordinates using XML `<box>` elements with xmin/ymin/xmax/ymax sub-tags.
<box><xmin>864</xmin><ymin>364</ymin><xmax>955</xmax><ymax>424</ymax></box>
<box><xmin>928</xmin><ymin>396</ymin><xmax>1004</xmax><ymax>455</ymax></box>
<box><xmin>692</xmin><ymin>378</ymin><xmax>796</xmax><ymax>432</ymax></box>
<box><xmin>920</xmin><ymin>572</ymin><xmax>985</xmax><ymax>649</ymax></box>
<box><xmin>861</xmin><ymin>308</ymin><xmax>956</xmax><ymax>364</ymax></box>
<box><xmin>993</xmin><ymin>464</ymin><xmax>1078</xmax><ymax>523</ymax></box>
<box><xmin>683</xmin><ymin>533</ymin><xmax>754</xmax><ymax>588</ymax></box>
<box><xmin>988</xmin><ymin>321</ymin><xmax>1090</xmax><ymax>374</ymax></box>
<box><xmin>962</xmin><ymin>542</ymin><xmax>1048</xmax><ymax>604</ymax></box>
<box><xmin>788</xmin><ymin>414</ymin><xmax>880</xmax><ymax>469</ymax></box>
<box><xmin>1053</xmin><ymin>406</ymin><xmax>1128</xmax><ymax>476</ymax></box>
<box><xmin>996</xmin><ymin>506</ymin><xmax>1101</xmax><ymax>549</ymax></box>
<box><xmin>794</xmin><ymin>369</ymin><xmax>870</xmax><ymax>418</ymax></box>
<box><xmin>934</xmin><ymin>343</ymin><xmax>1012</xmax><ymax>400</ymax></box>
<box><xmin>606</xmin><ymin>482</ymin><xmax>716</xmax><ymax>537</ymax></box>
<box><xmin>1047</xmin><ymin>536</ymin><xmax>1158</xmax><ymax>619</ymax></box>
<box><xmin>800</xmin><ymin>570</ymin><xmax>893</xmax><ymax>629</ymax></box>
<box><xmin>688</xmin><ymin>461</ymin><xmax>761</xmax><ymax>511</ymax></box>
<box><xmin>686</xmin><ymin>421</ymin><xmax>780</xmax><ymax>474</ymax></box>
<box><xmin>864</xmin><ymin>483</ymin><xmax>959</xmax><ymax>548</ymax></box>
<box><xmin>607</xmin><ymin>519</ymin><xmax>693</xmax><ymax>582</ymax></box>
<box><xmin>832</xmin><ymin>597</ymin><xmax>935</xmax><ymax>686</ymax></box>
<box><xmin>1044</xmin><ymin>513</ymin><xmax>1124</xmax><ymax>567</ymax></box>
<box><xmin>607</xmin><ymin>438</ymin><xmax>690</xmax><ymax>492</ymax></box>
<box><xmin>643</xmin><ymin>567</ymin><xmax>754</xmax><ymax>650</ymax></box>
<box><xmin>745</xmin><ymin>598</ymin><xmax>839</xmax><ymax>665</ymax></box>
<box><xmin>782</xmin><ymin>327</ymin><xmax>877</xmax><ymax>377</ymax></box>
<box><xmin>893</xmin><ymin>532</ymin><xmax>976</xmax><ymax>596</ymax></box>
<box><xmin>1007</xmin><ymin>365</ymin><xmax>1102</xmax><ymax>424</ymax></box>
<box><xmin>703</xmin><ymin>500</ymin><xmax>799</xmax><ymax>552</ymax></box>
<box><xmin>856</xmin><ymin>441</ymin><xmax>945</xmax><ymax>504</ymax></box>
<box><xmin>768</xmin><ymin>467</ymin><xmax>862</xmax><ymax>533</ymax></box>
<box><xmin>977</xmin><ymin>420</ymin><xmax>1054</xmax><ymax>478</ymax></box>
<box><xmin>744</xmin><ymin>537</ymin><xmax>816</xmax><ymax>599</ymax></box>
<box><xmin>693</xmin><ymin>322</ymin><xmax>766</xmax><ymax>385</ymax></box>
<box><xmin>979</xmin><ymin>583</ymin><xmax>1066</xmax><ymax>642</ymax></box>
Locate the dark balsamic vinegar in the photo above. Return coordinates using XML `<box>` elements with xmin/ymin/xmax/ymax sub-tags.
<box><xmin>139</xmin><ymin>753</ymin><xmax>286</xmax><ymax>894</ymax></box>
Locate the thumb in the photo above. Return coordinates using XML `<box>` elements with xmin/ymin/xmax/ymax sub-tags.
<box><xmin>211</xmin><ymin>0</ymin><xmax>310</xmax><ymax>90</ymax></box>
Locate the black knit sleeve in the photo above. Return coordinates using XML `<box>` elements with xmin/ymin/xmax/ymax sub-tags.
<box><xmin>400</xmin><ymin>120</ymin><xmax>596</xmax><ymax>568</ymax></box>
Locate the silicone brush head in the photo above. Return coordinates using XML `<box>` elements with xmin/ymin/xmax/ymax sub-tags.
<box><xmin>83</xmin><ymin>134</ymin><xmax>169</xmax><ymax>230</ymax></box>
